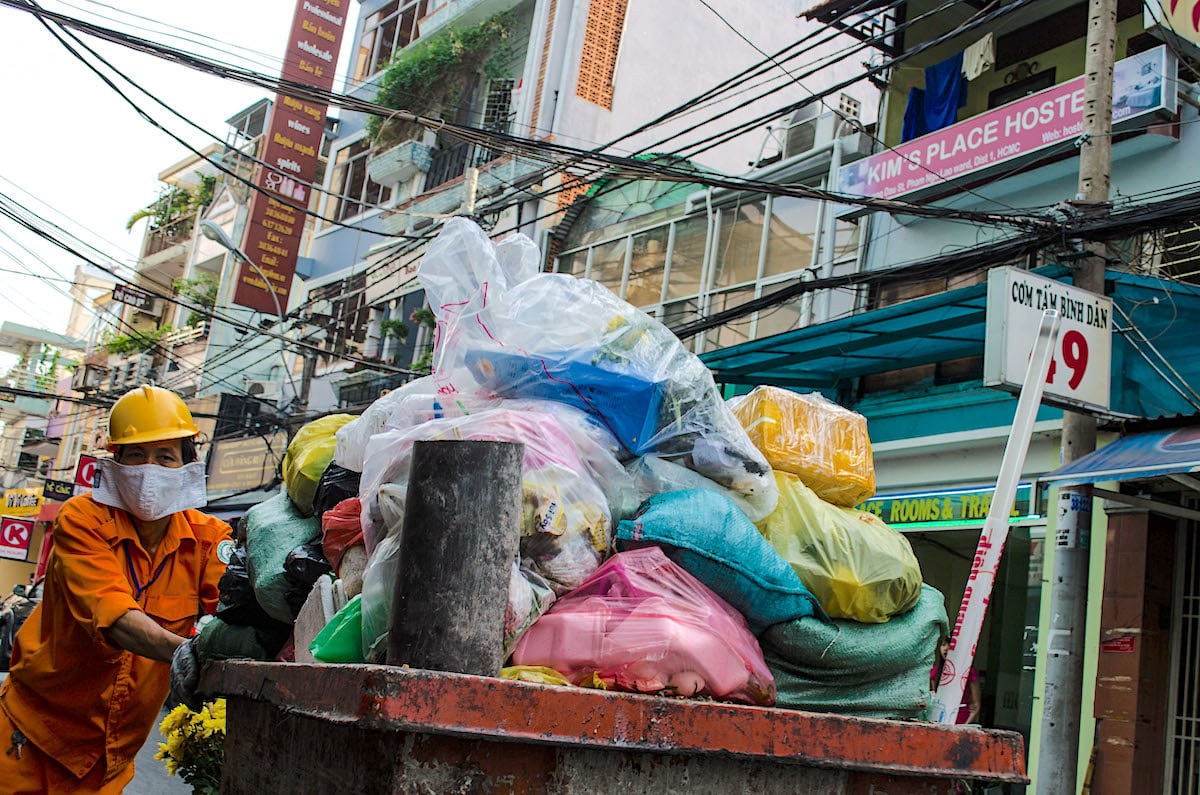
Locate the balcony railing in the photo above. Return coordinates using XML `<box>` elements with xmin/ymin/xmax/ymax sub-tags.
<box><xmin>142</xmin><ymin>215</ymin><xmax>194</xmax><ymax>259</ymax></box>
<box><xmin>161</xmin><ymin>322</ymin><xmax>209</xmax><ymax>347</ymax></box>
<box><xmin>423</xmin><ymin>142</ymin><xmax>500</xmax><ymax>192</ymax></box>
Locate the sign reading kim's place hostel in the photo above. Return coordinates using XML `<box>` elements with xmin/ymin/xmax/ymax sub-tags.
<box><xmin>985</xmin><ymin>267</ymin><xmax>1112</xmax><ymax>412</ymax></box>
<box><xmin>839</xmin><ymin>46</ymin><xmax>1177</xmax><ymax>201</ymax></box>
<box><xmin>234</xmin><ymin>0</ymin><xmax>348</xmax><ymax>314</ymax></box>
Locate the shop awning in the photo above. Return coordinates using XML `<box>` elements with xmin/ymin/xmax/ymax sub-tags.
<box><xmin>702</xmin><ymin>280</ymin><xmax>990</xmax><ymax>390</ymax></box>
<box><xmin>1041</xmin><ymin>428</ymin><xmax>1200</xmax><ymax>486</ymax></box>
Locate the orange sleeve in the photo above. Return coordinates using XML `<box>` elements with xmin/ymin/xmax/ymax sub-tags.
<box><xmin>195</xmin><ymin>515</ymin><xmax>234</xmax><ymax>617</ymax></box>
<box><xmin>49</xmin><ymin>500</ymin><xmax>139</xmax><ymax>658</ymax></box>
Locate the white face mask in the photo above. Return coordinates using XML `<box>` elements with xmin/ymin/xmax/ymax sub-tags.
<box><xmin>93</xmin><ymin>459</ymin><xmax>208</xmax><ymax>522</ymax></box>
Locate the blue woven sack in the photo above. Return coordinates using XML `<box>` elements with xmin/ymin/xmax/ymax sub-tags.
<box><xmin>615</xmin><ymin>489</ymin><xmax>821</xmax><ymax>634</ymax></box>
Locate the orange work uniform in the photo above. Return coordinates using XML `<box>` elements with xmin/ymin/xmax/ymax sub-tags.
<box><xmin>0</xmin><ymin>494</ymin><xmax>231</xmax><ymax>792</ymax></box>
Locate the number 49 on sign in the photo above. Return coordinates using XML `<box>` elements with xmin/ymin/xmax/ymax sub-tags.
<box><xmin>984</xmin><ymin>267</ymin><xmax>1112</xmax><ymax>412</ymax></box>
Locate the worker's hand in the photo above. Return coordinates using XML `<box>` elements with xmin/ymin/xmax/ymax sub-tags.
<box><xmin>167</xmin><ymin>638</ymin><xmax>203</xmax><ymax>712</ymax></box>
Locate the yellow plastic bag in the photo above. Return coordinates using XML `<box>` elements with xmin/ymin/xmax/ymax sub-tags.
<box><xmin>282</xmin><ymin>414</ymin><xmax>356</xmax><ymax>516</ymax></box>
<box><xmin>733</xmin><ymin>386</ymin><xmax>875</xmax><ymax>506</ymax></box>
<box><xmin>756</xmin><ymin>471</ymin><xmax>921</xmax><ymax>623</ymax></box>
<box><xmin>501</xmin><ymin>665</ymin><xmax>571</xmax><ymax>686</ymax></box>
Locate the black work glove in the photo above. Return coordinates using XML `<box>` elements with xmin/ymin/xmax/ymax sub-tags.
<box><xmin>167</xmin><ymin>638</ymin><xmax>203</xmax><ymax>712</ymax></box>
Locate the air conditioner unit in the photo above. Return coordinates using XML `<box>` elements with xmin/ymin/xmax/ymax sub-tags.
<box><xmin>244</xmin><ymin>379</ymin><xmax>283</xmax><ymax>403</ymax></box>
<box><xmin>71</xmin><ymin>363</ymin><xmax>108</xmax><ymax>393</ymax></box>
<box><xmin>782</xmin><ymin>107</ymin><xmax>859</xmax><ymax>160</ymax></box>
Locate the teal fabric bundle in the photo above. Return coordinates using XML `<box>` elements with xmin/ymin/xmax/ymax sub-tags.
<box><xmin>761</xmin><ymin>584</ymin><xmax>948</xmax><ymax>720</ymax></box>
<box><xmin>615</xmin><ymin>489</ymin><xmax>821</xmax><ymax>634</ymax></box>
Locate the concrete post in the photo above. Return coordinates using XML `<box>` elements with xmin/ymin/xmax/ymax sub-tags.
<box><xmin>387</xmin><ymin>440</ymin><xmax>523</xmax><ymax>676</ymax></box>
<box><xmin>1037</xmin><ymin>0</ymin><xmax>1116</xmax><ymax>789</ymax></box>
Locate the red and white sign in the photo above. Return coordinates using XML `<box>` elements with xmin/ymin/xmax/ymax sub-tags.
<box><xmin>233</xmin><ymin>0</ymin><xmax>348</xmax><ymax>314</ymax></box>
<box><xmin>1101</xmin><ymin>634</ymin><xmax>1137</xmax><ymax>653</ymax></box>
<box><xmin>839</xmin><ymin>46</ymin><xmax>1177</xmax><ymax>201</ymax></box>
<box><xmin>985</xmin><ymin>267</ymin><xmax>1112</xmax><ymax>412</ymax></box>
<box><xmin>75</xmin><ymin>454</ymin><xmax>100</xmax><ymax>489</ymax></box>
<box><xmin>0</xmin><ymin>516</ymin><xmax>34</xmax><ymax>561</ymax></box>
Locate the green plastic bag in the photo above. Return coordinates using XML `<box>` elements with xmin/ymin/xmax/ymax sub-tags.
<box><xmin>756</xmin><ymin>471</ymin><xmax>922</xmax><ymax>623</ymax></box>
<box><xmin>310</xmin><ymin>594</ymin><xmax>364</xmax><ymax>663</ymax></box>
<box><xmin>283</xmin><ymin>414</ymin><xmax>356</xmax><ymax>516</ymax></box>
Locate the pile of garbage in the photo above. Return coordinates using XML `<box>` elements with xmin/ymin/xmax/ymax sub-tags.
<box><xmin>205</xmin><ymin>218</ymin><xmax>947</xmax><ymax>721</ymax></box>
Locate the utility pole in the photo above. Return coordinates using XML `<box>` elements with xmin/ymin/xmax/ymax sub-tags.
<box><xmin>1037</xmin><ymin>0</ymin><xmax>1116</xmax><ymax>789</ymax></box>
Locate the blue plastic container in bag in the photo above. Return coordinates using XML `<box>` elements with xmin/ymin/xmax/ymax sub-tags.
<box><xmin>465</xmin><ymin>349</ymin><xmax>667</xmax><ymax>454</ymax></box>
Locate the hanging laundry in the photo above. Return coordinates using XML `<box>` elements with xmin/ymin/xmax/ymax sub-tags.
<box><xmin>923</xmin><ymin>51</ymin><xmax>965</xmax><ymax>133</ymax></box>
<box><xmin>963</xmin><ymin>33</ymin><xmax>995</xmax><ymax>81</ymax></box>
<box><xmin>901</xmin><ymin>86</ymin><xmax>928</xmax><ymax>142</ymax></box>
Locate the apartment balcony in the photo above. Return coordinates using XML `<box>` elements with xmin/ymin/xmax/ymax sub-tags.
<box><xmin>138</xmin><ymin>214</ymin><xmax>194</xmax><ymax>289</ymax></box>
<box><xmin>367</xmin><ymin>139</ymin><xmax>434</xmax><ymax>186</ymax></box>
<box><xmin>380</xmin><ymin>146</ymin><xmax>543</xmax><ymax>235</ymax></box>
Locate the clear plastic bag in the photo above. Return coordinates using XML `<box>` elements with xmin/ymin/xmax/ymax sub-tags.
<box><xmin>510</xmin><ymin>546</ymin><xmax>775</xmax><ymax>705</ymax></box>
<box><xmin>357</xmin><ymin>406</ymin><xmax>617</xmax><ymax>655</ymax></box>
<box><xmin>359</xmin><ymin>407</ymin><xmax>614</xmax><ymax>554</ymax></box>
<box><xmin>757</xmin><ymin>471</ymin><xmax>922</xmax><ymax>623</ymax></box>
<box><xmin>733</xmin><ymin>386</ymin><xmax>875</xmax><ymax>507</ymax></box>
<box><xmin>626</xmin><ymin>454</ymin><xmax>776</xmax><ymax>523</ymax></box>
<box><xmin>418</xmin><ymin>218</ymin><xmax>776</xmax><ymax>512</ymax></box>
<box><xmin>334</xmin><ymin>376</ymin><xmax>436</xmax><ymax>472</ymax></box>
<box><xmin>359</xmin><ymin>535</ymin><xmax>559</xmax><ymax>659</ymax></box>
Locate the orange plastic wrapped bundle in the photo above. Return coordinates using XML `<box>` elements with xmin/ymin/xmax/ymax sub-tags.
<box><xmin>732</xmin><ymin>386</ymin><xmax>875</xmax><ymax>507</ymax></box>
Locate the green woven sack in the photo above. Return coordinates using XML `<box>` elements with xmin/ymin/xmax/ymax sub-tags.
<box><xmin>761</xmin><ymin>583</ymin><xmax>948</xmax><ymax>720</ymax></box>
<box><xmin>244</xmin><ymin>492</ymin><xmax>322</xmax><ymax>623</ymax></box>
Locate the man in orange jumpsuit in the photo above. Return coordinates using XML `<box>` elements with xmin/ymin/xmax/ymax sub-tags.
<box><xmin>0</xmin><ymin>385</ymin><xmax>233</xmax><ymax>793</ymax></box>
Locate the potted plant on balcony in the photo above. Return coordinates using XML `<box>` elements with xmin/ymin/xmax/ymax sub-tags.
<box><xmin>365</xmin><ymin>11</ymin><xmax>512</xmax><ymax>186</ymax></box>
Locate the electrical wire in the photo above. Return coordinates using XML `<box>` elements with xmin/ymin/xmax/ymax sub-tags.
<box><xmin>1</xmin><ymin>0</ymin><xmax>1052</xmax><ymax>230</ymax></box>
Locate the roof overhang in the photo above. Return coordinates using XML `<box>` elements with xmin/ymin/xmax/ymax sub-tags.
<box><xmin>1041</xmin><ymin>428</ymin><xmax>1200</xmax><ymax>486</ymax></box>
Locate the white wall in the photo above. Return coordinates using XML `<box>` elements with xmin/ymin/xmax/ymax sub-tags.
<box><xmin>553</xmin><ymin>0</ymin><xmax>879</xmax><ymax>175</ymax></box>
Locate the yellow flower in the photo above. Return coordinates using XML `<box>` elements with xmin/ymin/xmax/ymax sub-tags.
<box><xmin>159</xmin><ymin>704</ymin><xmax>191</xmax><ymax>735</ymax></box>
<box><xmin>165</xmin><ymin>732</ymin><xmax>186</xmax><ymax>759</ymax></box>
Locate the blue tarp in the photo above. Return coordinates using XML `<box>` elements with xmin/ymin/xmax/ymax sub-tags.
<box><xmin>1041</xmin><ymin>428</ymin><xmax>1200</xmax><ymax>485</ymax></box>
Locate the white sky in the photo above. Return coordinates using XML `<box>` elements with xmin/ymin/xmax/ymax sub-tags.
<box><xmin>0</xmin><ymin>0</ymin><xmax>360</xmax><ymax>373</ymax></box>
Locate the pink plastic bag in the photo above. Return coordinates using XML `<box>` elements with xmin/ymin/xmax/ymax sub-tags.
<box><xmin>511</xmin><ymin>546</ymin><xmax>775</xmax><ymax>705</ymax></box>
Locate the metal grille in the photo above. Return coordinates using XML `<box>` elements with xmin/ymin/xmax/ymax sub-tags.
<box><xmin>1167</xmin><ymin>512</ymin><xmax>1200</xmax><ymax>793</ymax></box>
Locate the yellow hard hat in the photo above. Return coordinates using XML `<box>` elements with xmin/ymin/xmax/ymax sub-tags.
<box><xmin>107</xmin><ymin>385</ymin><xmax>199</xmax><ymax>449</ymax></box>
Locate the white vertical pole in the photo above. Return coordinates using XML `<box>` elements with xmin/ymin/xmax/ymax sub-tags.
<box><xmin>933</xmin><ymin>309</ymin><xmax>1062</xmax><ymax>724</ymax></box>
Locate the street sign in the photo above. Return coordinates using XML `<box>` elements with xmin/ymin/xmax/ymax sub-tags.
<box><xmin>984</xmin><ymin>267</ymin><xmax>1112</xmax><ymax>412</ymax></box>
<box><xmin>42</xmin><ymin>479</ymin><xmax>76</xmax><ymax>501</ymax></box>
<box><xmin>207</xmin><ymin>433</ymin><xmax>287</xmax><ymax>495</ymax></box>
<box><xmin>3</xmin><ymin>488</ymin><xmax>42</xmax><ymax>517</ymax></box>
<box><xmin>0</xmin><ymin>516</ymin><xmax>34</xmax><ymax>561</ymax></box>
<box><xmin>75</xmin><ymin>454</ymin><xmax>100</xmax><ymax>489</ymax></box>
<box><xmin>112</xmin><ymin>283</ymin><xmax>159</xmax><ymax>314</ymax></box>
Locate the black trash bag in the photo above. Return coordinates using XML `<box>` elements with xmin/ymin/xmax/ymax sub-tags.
<box><xmin>217</xmin><ymin>545</ymin><xmax>279</xmax><ymax>627</ymax></box>
<box><xmin>282</xmin><ymin>540</ymin><xmax>334</xmax><ymax>617</ymax></box>
<box><xmin>312</xmin><ymin>463</ymin><xmax>361</xmax><ymax>518</ymax></box>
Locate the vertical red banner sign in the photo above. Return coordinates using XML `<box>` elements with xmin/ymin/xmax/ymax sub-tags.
<box><xmin>234</xmin><ymin>0</ymin><xmax>349</xmax><ymax>314</ymax></box>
